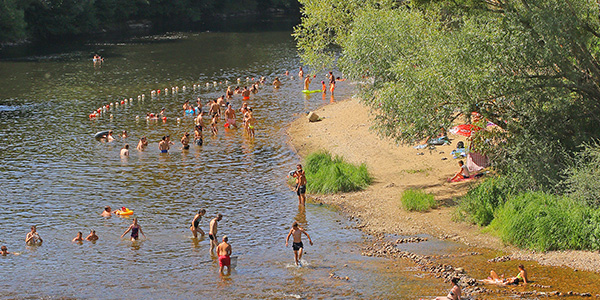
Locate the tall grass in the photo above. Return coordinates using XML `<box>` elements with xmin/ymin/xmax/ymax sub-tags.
<box><xmin>400</xmin><ymin>189</ymin><xmax>437</xmax><ymax>212</ymax></box>
<box><xmin>489</xmin><ymin>192</ymin><xmax>600</xmax><ymax>251</ymax></box>
<box><xmin>455</xmin><ymin>177</ymin><xmax>515</xmax><ymax>226</ymax></box>
<box><xmin>304</xmin><ymin>151</ymin><xmax>372</xmax><ymax>193</ymax></box>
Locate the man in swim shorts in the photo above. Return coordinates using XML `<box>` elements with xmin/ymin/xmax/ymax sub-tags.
<box><xmin>241</xmin><ymin>87</ymin><xmax>250</xmax><ymax>101</ymax></box>
<box><xmin>293</xmin><ymin>164</ymin><xmax>307</xmax><ymax>205</ymax></box>
<box><xmin>181</xmin><ymin>132</ymin><xmax>190</xmax><ymax>150</ymax></box>
<box><xmin>273</xmin><ymin>77</ymin><xmax>282</xmax><ymax>88</ymax></box>
<box><xmin>217</xmin><ymin>235</ymin><xmax>232</xmax><ymax>275</ymax></box>
<box><xmin>224</xmin><ymin>104</ymin><xmax>237</xmax><ymax>129</ymax></box>
<box><xmin>209</xmin><ymin>213</ymin><xmax>223</xmax><ymax>255</ymax></box>
<box><xmin>285</xmin><ymin>221</ymin><xmax>313</xmax><ymax>266</ymax></box>
<box><xmin>159</xmin><ymin>136</ymin><xmax>170</xmax><ymax>153</ymax></box>
<box><xmin>246</xmin><ymin>108</ymin><xmax>256</xmax><ymax>138</ymax></box>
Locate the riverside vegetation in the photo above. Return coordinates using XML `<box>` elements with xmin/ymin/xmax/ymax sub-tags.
<box><xmin>400</xmin><ymin>189</ymin><xmax>437</xmax><ymax>212</ymax></box>
<box><xmin>298</xmin><ymin>151</ymin><xmax>372</xmax><ymax>194</ymax></box>
<box><xmin>294</xmin><ymin>0</ymin><xmax>600</xmax><ymax>252</ymax></box>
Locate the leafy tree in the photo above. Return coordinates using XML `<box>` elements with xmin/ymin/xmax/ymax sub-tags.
<box><xmin>0</xmin><ymin>0</ymin><xmax>27</xmax><ymax>42</ymax></box>
<box><xmin>295</xmin><ymin>0</ymin><xmax>600</xmax><ymax>190</ymax></box>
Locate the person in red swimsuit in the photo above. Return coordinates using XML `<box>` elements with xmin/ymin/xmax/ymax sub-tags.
<box><xmin>217</xmin><ymin>236</ymin><xmax>232</xmax><ymax>275</ymax></box>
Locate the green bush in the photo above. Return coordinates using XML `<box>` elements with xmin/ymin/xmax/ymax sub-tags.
<box><xmin>455</xmin><ymin>176</ymin><xmax>516</xmax><ymax>226</ymax></box>
<box><xmin>564</xmin><ymin>141</ymin><xmax>600</xmax><ymax>207</ymax></box>
<box><xmin>489</xmin><ymin>192</ymin><xmax>600</xmax><ymax>251</ymax></box>
<box><xmin>303</xmin><ymin>151</ymin><xmax>372</xmax><ymax>193</ymax></box>
<box><xmin>400</xmin><ymin>189</ymin><xmax>437</xmax><ymax>212</ymax></box>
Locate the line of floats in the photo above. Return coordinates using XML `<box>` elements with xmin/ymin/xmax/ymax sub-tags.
<box><xmin>87</xmin><ymin>76</ymin><xmax>280</xmax><ymax>121</ymax></box>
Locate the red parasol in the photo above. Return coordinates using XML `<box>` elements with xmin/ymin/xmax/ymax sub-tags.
<box><xmin>450</xmin><ymin>124</ymin><xmax>482</xmax><ymax>137</ymax></box>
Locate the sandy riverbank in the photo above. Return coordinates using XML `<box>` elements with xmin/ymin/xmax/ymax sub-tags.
<box><xmin>286</xmin><ymin>97</ymin><xmax>600</xmax><ymax>274</ymax></box>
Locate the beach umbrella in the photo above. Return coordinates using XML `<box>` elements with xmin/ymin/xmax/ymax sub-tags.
<box><xmin>450</xmin><ymin>124</ymin><xmax>481</xmax><ymax>137</ymax></box>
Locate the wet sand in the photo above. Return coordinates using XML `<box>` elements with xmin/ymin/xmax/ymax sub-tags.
<box><xmin>286</xmin><ymin>97</ymin><xmax>600</xmax><ymax>277</ymax></box>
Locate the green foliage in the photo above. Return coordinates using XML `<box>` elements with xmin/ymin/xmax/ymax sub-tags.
<box><xmin>490</xmin><ymin>192</ymin><xmax>600</xmax><ymax>251</ymax></box>
<box><xmin>400</xmin><ymin>189</ymin><xmax>437</xmax><ymax>212</ymax></box>
<box><xmin>295</xmin><ymin>0</ymin><xmax>600</xmax><ymax>191</ymax></box>
<box><xmin>564</xmin><ymin>141</ymin><xmax>600</xmax><ymax>206</ymax></box>
<box><xmin>1</xmin><ymin>0</ymin><xmax>300</xmax><ymax>43</ymax></box>
<box><xmin>455</xmin><ymin>176</ymin><xmax>519</xmax><ymax>226</ymax></box>
<box><xmin>304</xmin><ymin>151</ymin><xmax>372</xmax><ymax>193</ymax></box>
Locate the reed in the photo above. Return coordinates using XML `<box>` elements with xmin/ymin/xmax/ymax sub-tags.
<box><xmin>400</xmin><ymin>189</ymin><xmax>437</xmax><ymax>212</ymax></box>
<box><xmin>303</xmin><ymin>151</ymin><xmax>372</xmax><ymax>193</ymax></box>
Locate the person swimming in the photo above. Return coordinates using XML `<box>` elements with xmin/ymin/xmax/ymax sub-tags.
<box><xmin>121</xmin><ymin>218</ymin><xmax>146</xmax><ymax>242</ymax></box>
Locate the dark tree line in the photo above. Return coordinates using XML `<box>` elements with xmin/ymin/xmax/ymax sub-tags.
<box><xmin>0</xmin><ymin>0</ymin><xmax>299</xmax><ymax>43</ymax></box>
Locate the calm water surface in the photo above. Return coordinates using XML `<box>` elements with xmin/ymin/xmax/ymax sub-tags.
<box><xmin>0</xmin><ymin>22</ymin><xmax>451</xmax><ymax>299</ymax></box>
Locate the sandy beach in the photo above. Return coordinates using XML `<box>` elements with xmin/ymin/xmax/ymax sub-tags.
<box><xmin>287</xmin><ymin>97</ymin><xmax>600</xmax><ymax>274</ymax></box>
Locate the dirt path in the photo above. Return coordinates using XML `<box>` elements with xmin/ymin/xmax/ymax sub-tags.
<box><xmin>287</xmin><ymin>97</ymin><xmax>600</xmax><ymax>273</ymax></box>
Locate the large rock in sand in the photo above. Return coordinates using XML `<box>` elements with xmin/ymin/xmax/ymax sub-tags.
<box><xmin>307</xmin><ymin>111</ymin><xmax>320</xmax><ymax>122</ymax></box>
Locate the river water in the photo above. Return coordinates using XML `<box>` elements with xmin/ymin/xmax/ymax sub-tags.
<box><xmin>0</xmin><ymin>19</ymin><xmax>455</xmax><ymax>299</ymax></box>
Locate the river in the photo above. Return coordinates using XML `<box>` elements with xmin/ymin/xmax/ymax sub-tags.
<box><xmin>0</xmin><ymin>17</ymin><xmax>458</xmax><ymax>299</ymax></box>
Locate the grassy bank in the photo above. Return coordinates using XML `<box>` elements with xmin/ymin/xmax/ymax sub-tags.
<box><xmin>400</xmin><ymin>189</ymin><xmax>436</xmax><ymax>212</ymax></box>
<box><xmin>301</xmin><ymin>151</ymin><xmax>372</xmax><ymax>194</ymax></box>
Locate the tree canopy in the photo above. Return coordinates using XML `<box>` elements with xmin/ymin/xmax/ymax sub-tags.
<box><xmin>295</xmin><ymin>0</ymin><xmax>600</xmax><ymax>190</ymax></box>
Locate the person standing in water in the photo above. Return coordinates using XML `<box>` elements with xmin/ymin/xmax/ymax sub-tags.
<box><xmin>293</xmin><ymin>164</ymin><xmax>307</xmax><ymax>205</ymax></box>
<box><xmin>25</xmin><ymin>225</ymin><xmax>43</xmax><ymax>246</ymax></box>
<box><xmin>181</xmin><ymin>132</ymin><xmax>190</xmax><ymax>150</ymax></box>
<box><xmin>159</xmin><ymin>136</ymin><xmax>170</xmax><ymax>154</ymax></box>
<box><xmin>121</xmin><ymin>218</ymin><xmax>146</xmax><ymax>242</ymax></box>
<box><xmin>85</xmin><ymin>230</ymin><xmax>99</xmax><ymax>241</ymax></box>
<box><xmin>303</xmin><ymin>76</ymin><xmax>311</xmax><ymax>90</ymax></box>
<box><xmin>225</xmin><ymin>104</ymin><xmax>237</xmax><ymax>129</ymax></box>
<box><xmin>194</xmin><ymin>125</ymin><xmax>203</xmax><ymax>146</ymax></box>
<box><xmin>120</xmin><ymin>144</ymin><xmax>129</xmax><ymax>157</ymax></box>
<box><xmin>217</xmin><ymin>236</ymin><xmax>232</xmax><ymax>275</ymax></box>
<box><xmin>137</xmin><ymin>136</ymin><xmax>148</xmax><ymax>151</ymax></box>
<box><xmin>190</xmin><ymin>209</ymin><xmax>206</xmax><ymax>238</ymax></box>
<box><xmin>273</xmin><ymin>77</ymin><xmax>282</xmax><ymax>88</ymax></box>
<box><xmin>285</xmin><ymin>221</ymin><xmax>313</xmax><ymax>266</ymax></box>
<box><xmin>72</xmin><ymin>232</ymin><xmax>84</xmax><ymax>243</ymax></box>
<box><xmin>298</xmin><ymin>66</ymin><xmax>304</xmax><ymax>79</ymax></box>
<box><xmin>209</xmin><ymin>214</ymin><xmax>223</xmax><ymax>255</ymax></box>
<box><xmin>241</xmin><ymin>87</ymin><xmax>251</xmax><ymax>101</ymax></box>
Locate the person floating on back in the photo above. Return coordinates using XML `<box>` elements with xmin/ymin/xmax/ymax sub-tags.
<box><xmin>285</xmin><ymin>221</ymin><xmax>313</xmax><ymax>266</ymax></box>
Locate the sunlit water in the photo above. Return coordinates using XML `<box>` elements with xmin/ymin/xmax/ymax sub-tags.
<box><xmin>0</xmin><ymin>20</ymin><xmax>456</xmax><ymax>299</ymax></box>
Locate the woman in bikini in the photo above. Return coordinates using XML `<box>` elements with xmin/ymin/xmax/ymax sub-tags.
<box><xmin>485</xmin><ymin>264</ymin><xmax>528</xmax><ymax>285</ymax></box>
<box><xmin>435</xmin><ymin>277</ymin><xmax>461</xmax><ymax>300</ymax></box>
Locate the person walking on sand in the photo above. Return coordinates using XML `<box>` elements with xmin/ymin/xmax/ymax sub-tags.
<box><xmin>209</xmin><ymin>213</ymin><xmax>223</xmax><ymax>255</ymax></box>
<box><xmin>293</xmin><ymin>164</ymin><xmax>307</xmax><ymax>205</ymax></box>
<box><xmin>434</xmin><ymin>277</ymin><xmax>461</xmax><ymax>300</ymax></box>
<box><xmin>190</xmin><ymin>209</ymin><xmax>206</xmax><ymax>238</ymax></box>
<box><xmin>285</xmin><ymin>221</ymin><xmax>313</xmax><ymax>266</ymax></box>
<box><xmin>121</xmin><ymin>218</ymin><xmax>146</xmax><ymax>242</ymax></box>
<box><xmin>217</xmin><ymin>236</ymin><xmax>232</xmax><ymax>275</ymax></box>
<box><xmin>25</xmin><ymin>225</ymin><xmax>43</xmax><ymax>246</ymax></box>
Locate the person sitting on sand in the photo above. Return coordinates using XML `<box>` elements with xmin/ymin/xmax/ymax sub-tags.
<box><xmin>85</xmin><ymin>230</ymin><xmax>99</xmax><ymax>241</ymax></box>
<box><xmin>449</xmin><ymin>160</ymin><xmax>470</xmax><ymax>182</ymax></box>
<box><xmin>72</xmin><ymin>232</ymin><xmax>84</xmax><ymax>243</ymax></box>
<box><xmin>434</xmin><ymin>277</ymin><xmax>461</xmax><ymax>300</ymax></box>
<box><xmin>486</xmin><ymin>265</ymin><xmax>528</xmax><ymax>285</ymax></box>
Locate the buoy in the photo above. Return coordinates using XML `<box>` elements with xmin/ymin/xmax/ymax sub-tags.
<box><xmin>138</xmin><ymin>95</ymin><xmax>141</xmax><ymax>100</ymax></box>
<box><xmin>89</xmin><ymin>113</ymin><xmax>96</xmax><ymax>119</ymax></box>
<box><xmin>225</xmin><ymin>80</ymin><xmax>229</xmax><ymax>85</ymax></box>
<box><xmin>110</xmin><ymin>102</ymin><xmax>114</xmax><ymax>106</ymax></box>
<box><xmin>105</xmin><ymin>105</ymin><xmax>110</xmax><ymax>109</ymax></box>
<box><xmin>136</xmin><ymin>115</ymin><xmax>140</xmax><ymax>120</ymax></box>
<box><xmin>164</xmin><ymin>88</ymin><xmax>168</xmax><ymax>94</ymax></box>
<box><xmin>175</xmin><ymin>86</ymin><xmax>179</xmax><ymax>92</ymax></box>
<box><xmin>206</xmin><ymin>82</ymin><xmax>210</xmax><ymax>87</ymax></box>
<box><xmin>237</xmin><ymin>78</ymin><xmax>241</xmax><ymax>83</ymax></box>
<box><xmin>251</xmin><ymin>77</ymin><xmax>255</xmax><ymax>81</ymax></box>
<box><xmin>224</xmin><ymin>122</ymin><xmax>230</xmax><ymax>128</ymax></box>
<box><xmin>121</xmin><ymin>100</ymin><xmax>125</xmax><ymax>105</ymax></box>
<box><xmin>182</xmin><ymin>86</ymin><xmax>186</xmax><ymax>92</ymax></box>
<box><xmin>97</xmin><ymin>108</ymin><xmax>101</xmax><ymax>113</ymax></box>
<box><xmin>213</xmin><ymin>81</ymin><xmax>217</xmax><ymax>87</ymax></box>
<box><xmin>157</xmin><ymin>89</ymin><xmax>161</xmax><ymax>94</ymax></box>
<box><xmin>129</xmin><ymin>98</ymin><xmax>133</xmax><ymax>102</ymax></box>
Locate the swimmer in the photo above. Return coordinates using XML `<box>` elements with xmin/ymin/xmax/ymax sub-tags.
<box><xmin>159</xmin><ymin>136</ymin><xmax>170</xmax><ymax>153</ymax></box>
<box><xmin>25</xmin><ymin>225</ymin><xmax>43</xmax><ymax>246</ymax></box>
<box><xmin>434</xmin><ymin>277</ymin><xmax>461</xmax><ymax>300</ymax></box>
<box><xmin>328</xmin><ymin>72</ymin><xmax>336</xmax><ymax>94</ymax></box>
<box><xmin>251</xmin><ymin>83</ymin><xmax>259</xmax><ymax>94</ymax></box>
<box><xmin>217</xmin><ymin>236</ymin><xmax>232</xmax><ymax>275</ymax></box>
<box><xmin>120</xmin><ymin>144</ymin><xmax>129</xmax><ymax>156</ymax></box>
<box><xmin>101</xmin><ymin>206</ymin><xmax>113</xmax><ymax>217</ymax></box>
<box><xmin>225</xmin><ymin>104</ymin><xmax>237</xmax><ymax>129</ymax></box>
<box><xmin>106</xmin><ymin>130</ymin><xmax>115</xmax><ymax>142</ymax></box>
<box><xmin>293</xmin><ymin>164</ymin><xmax>307</xmax><ymax>205</ymax></box>
<box><xmin>241</xmin><ymin>86</ymin><xmax>250</xmax><ymax>101</ymax></box>
<box><xmin>194</xmin><ymin>125</ymin><xmax>203</xmax><ymax>146</ymax></box>
<box><xmin>85</xmin><ymin>230</ymin><xmax>99</xmax><ymax>241</ymax></box>
<box><xmin>234</xmin><ymin>86</ymin><xmax>241</xmax><ymax>94</ymax></box>
<box><xmin>121</xmin><ymin>130</ymin><xmax>128</xmax><ymax>139</ymax></box>
<box><xmin>486</xmin><ymin>265</ymin><xmax>528</xmax><ymax>285</ymax></box>
<box><xmin>209</xmin><ymin>99</ymin><xmax>221</xmax><ymax>119</ymax></box>
<box><xmin>321</xmin><ymin>81</ymin><xmax>326</xmax><ymax>94</ymax></box>
<box><xmin>72</xmin><ymin>232</ymin><xmax>84</xmax><ymax>243</ymax></box>
<box><xmin>121</xmin><ymin>218</ymin><xmax>146</xmax><ymax>242</ymax></box>
<box><xmin>209</xmin><ymin>213</ymin><xmax>223</xmax><ymax>255</ymax></box>
<box><xmin>273</xmin><ymin>77</ymin><xmax>282</xmax><ymax>88</ymax></box>
<box><xmin>137</xmin><ymin>136</ymin><xmax>148</xmax><ymax>151</ymax></box>
<box><xmin>217</xmin><ymin>95</ymin><xmax>226</xmax><ymax>107</ymax></box>
<box><xmin>1</xmin><ymin>245</ymin><xmax>19</xmax><ymax>256</ymax></box>
<box><xmin>161</xmin><ymin>107</ymin><xmax>167</xmax><ymax>116</ymax></box>
<box><xmin>259</xmin><ymin>76</ymin><xmax>266</xmax><ymax>84</ymax></box>
<box><xmin>285</xmin><ymin>221</ymin><xmax>313</xmax><ymax>266</ymax></box>
<box><xmin>298</xmin><ymin>66</ymin><xmax>304</xmax><ymax>79</ymax></box>
<box><xmin>303</xmin><ymin>76</ymin><xmax>311</xmax><ymax>90</ymax></box>
<box><xmin>195</xmin><ymin>110</ymin><xmax>205</xmax><ymax>127</ymax></box>
<box><xmin>190</xmin><ymin>209</ymin><xmax>206</xmax><ymax>238</ymax></box>
<box><xmin>181</xmin><ymin>132</ymin><xmax>190</xmax><ymax>150</ymax></box>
